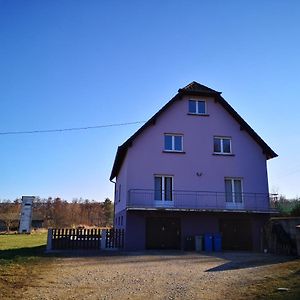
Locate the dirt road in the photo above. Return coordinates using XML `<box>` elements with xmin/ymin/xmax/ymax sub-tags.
<box><xmin>20</xmin><ymin>252</ymin><xmax>299</xmax><ymax>300</ymax></box>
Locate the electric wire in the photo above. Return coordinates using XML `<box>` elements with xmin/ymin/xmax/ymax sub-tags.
<box><xmin>0</xmin><ymin>121</ymin><xmax>146</xmax><ymax>135</ymax></box>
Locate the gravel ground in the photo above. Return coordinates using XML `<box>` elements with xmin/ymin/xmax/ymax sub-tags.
<box><xmin>20</xmin><ymin>252</ymin><xmax>296</xmax><ymax>300</ymax></box>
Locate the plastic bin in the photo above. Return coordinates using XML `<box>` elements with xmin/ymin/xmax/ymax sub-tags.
<box><xmin>184</xmin><ymin>236</ymin><xmax>195</xmax><ymax>251</ymax></box>
<box><xmin>204</xmin><ymin>233</ymin><xmax>213</xmax><ymax>251</ymax></box>
<box><xmin>195</xmin><ymin>235</ymin><xmax>203</xmax><ymax>251</ymax></box>
<box><xmin>213</xmin><ymin>233</ymin><xmax>222</xmax><ymax>252</ymax></box>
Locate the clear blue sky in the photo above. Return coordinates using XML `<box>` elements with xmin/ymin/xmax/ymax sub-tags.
<box><xmin>1</xmin><ymin>0</ymin><xmax>299</xmax><ymax>201</ymax></box>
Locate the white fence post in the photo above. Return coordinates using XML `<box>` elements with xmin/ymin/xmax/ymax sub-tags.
<box><xmin>46</xmin><ymin>228</ymin><xmax>52</xmax><ymax>251</ymax></box>
<box><xmin>101</xmin><ymin>229</ymin><xmax>107</xmax><ymax>249</ymax></box>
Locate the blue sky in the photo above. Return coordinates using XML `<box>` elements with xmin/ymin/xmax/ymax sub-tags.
<box><xmin>1</xmin><ymin>0</ymin><xmax>299</xmax><ymax>201</ymax></box>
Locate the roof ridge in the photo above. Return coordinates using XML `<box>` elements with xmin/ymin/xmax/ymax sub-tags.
<box><xmin>180</xmin><ymin>81</ymin><xmax>221</xmax><ymax>94</ymax></box>
<box><xmin>182</xmin><ymin>81</ymin><xmax>198</xmax><ymax>89</ymax></box>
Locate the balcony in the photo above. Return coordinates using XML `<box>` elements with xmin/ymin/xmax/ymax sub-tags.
<box><xmin>127</xmin><ymin>189</ymin><xmax>278</xmax><ymax>213</ymax></box>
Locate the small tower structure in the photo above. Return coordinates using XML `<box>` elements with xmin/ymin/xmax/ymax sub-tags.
<box><xmin>19</xmin><ymin>196</ymin><xmax>34</xmax><ymax>233</ymax></box>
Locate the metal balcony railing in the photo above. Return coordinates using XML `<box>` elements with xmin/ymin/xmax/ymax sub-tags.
<box><xmin>127</xmin><ymin>189</ymin><xmax>278</xmax><ymax>212</ymax></box>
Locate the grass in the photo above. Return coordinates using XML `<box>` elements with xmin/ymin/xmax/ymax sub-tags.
<box><xmin>0</xmin><ymin>231</ymin><xmax>53</xmax><ymax>299</ymax></box>
<box><xmin>0</xmin><ymin>231</ymin><xmax>47</xmax><ymax>257</ymax></box>
<box><xmin>0</xmin><ymin>231</ymin><xmax>48</xmax><ymax>262</ymax></box>
<box><xmin>0</xmin><ymin>231</ymin><xmax>47</xmax><ymax>250</ymax></box>
<box><xmin>240</xmin><ymin>259</ymin><xmax>300</xmax><ymax>300</ymax></box>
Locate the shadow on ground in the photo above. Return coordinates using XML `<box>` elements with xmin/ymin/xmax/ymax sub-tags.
<box><xmin>0</xmin><ymin>246</ymin><xmax>46</xmax><ymax>260</ymax></box>
<box><xmin>1</xmin><ymin>246</ymin><xmax>297</xmax><ymax>273</ymax></box>
<box><xmin>204</xmin><ymin>253</ymin><xmax>298</xmax><ymax>272</ymax></box>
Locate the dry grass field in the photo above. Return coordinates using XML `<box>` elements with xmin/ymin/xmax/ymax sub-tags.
<box><xmin>0</xmin><ymin>232</ymin><xmax>299</xmax><ymax>299</ymax></box>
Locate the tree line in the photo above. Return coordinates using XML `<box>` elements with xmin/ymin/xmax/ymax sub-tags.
<box><xmin>272</xmin><ymin>196</ymin><xmax>300</xmax><ymax>216</ymax></box>
<box><xmin>0</xmin><ymin>197</ymin><xmax>114</xmax><ymax>231</ymax></box>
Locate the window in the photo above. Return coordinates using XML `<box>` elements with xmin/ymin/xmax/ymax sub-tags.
<box><xmin>188</xmin><ymin>100</ymin><xmax>206</xmax><ymax>114</ymax></box>
<box><xmin>121</xmin><ymin>216</ymin><xmax>123</xmax><ymax>226</ymax></box>
<box><xmin>214</xmin><ymin>137</ymin><xmax>232</xmax><ymax>154</ymax></box>
<box><xmin>164</xmin><ymin>134</ymin><xmax>183</xmax><ymax>152</ymax></box>
<box><xmin>225</xmin><ymin>178</ymin><xmax>243</xmax><ymax>203</ymax></box>
<box><xmin>154</xmin><ymin>175</ymin><xmax>173</xmax><ymax>201</ymax></box>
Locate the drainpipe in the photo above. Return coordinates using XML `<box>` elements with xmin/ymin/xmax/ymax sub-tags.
<box><xmin>110</xmin><ymin>178</ymin><xmax>116</xmax><ymax>228</ymax></box>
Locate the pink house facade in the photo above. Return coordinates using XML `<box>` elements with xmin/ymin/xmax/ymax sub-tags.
<box><xmin>110</xmin><ymin>82</ymin><xmax>277</xmax><ymax>251</ymax></box>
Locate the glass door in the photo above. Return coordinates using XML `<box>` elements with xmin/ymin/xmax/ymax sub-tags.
<box><xmin>154</xmin><ymin>175</ymin><xmax>173</xmax><ymax>206</ymax></box>
<box><xmin>225</xmin><ymin>178</ymin><xmax>243</xmax><ymax>209</ymax></box>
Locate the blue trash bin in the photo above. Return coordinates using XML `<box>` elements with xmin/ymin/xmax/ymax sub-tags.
<box><xmin>213</xmin><ymin>233</ymin><xmax>222</xmax><ymax>252</ymax></box>
<box><xmin>204</xmin><ymin>233</ymin><xmax>213</xmax><ymax>251</ymax></box>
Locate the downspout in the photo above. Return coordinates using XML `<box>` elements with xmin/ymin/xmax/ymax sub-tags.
<box><xmin>110</xmin><ymin>178</ymin><xmax>116</xmax><ymax>228</ymax></box>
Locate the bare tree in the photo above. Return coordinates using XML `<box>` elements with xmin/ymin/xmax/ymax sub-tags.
<box><xmin>0</xmin><ymin>197</ymin><xmax>114</xmax><ymax>230</ymax></box>
<box><xmin>0</xmin><ymin>200</ymin><xmax>20</xmax><ymax>231</ymax></box>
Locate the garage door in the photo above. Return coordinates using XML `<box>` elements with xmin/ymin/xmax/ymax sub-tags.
<box><xmin>220</xmin><ymin>218</ymin><xmax>252</xmax><ymax>250</ymax></box>
<box><xmin>146</xmin><ymin>217</ymin><xmax>181</xmax><ymax>250</ymax></box>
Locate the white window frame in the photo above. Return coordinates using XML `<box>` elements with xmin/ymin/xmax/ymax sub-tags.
<box><xmin>164</xmin><ymin>134</ymin><xmax>183</xmax><ymax>152</ymax></box>
<box><xmin>188</xmin><ymin>99</ymin><xmax>207</xmax><ymax>115</ymax></box>
<box><xmin>214</xmin><ymin>136</ymin><xmax>232</xmax><ymax>154</ymax></box>
<box><xmin>154</xmin><ymin>175</ymin><xmax>174</xmax><ymax>207</ymax></box>
<box><xmin>225</xmin><ymin>177</ymin><xmax>244</xmax><ymax>207</ymax></box>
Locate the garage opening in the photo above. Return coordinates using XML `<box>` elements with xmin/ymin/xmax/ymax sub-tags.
<box><xmin>220</xmin><ymin>218</ymin><xmax>253</xmax><ymax>250</ymax></box>
<box><xmin>146</xmin><ymin>217</ymin><xmax>181</xmax><ymax>250</ymax></box>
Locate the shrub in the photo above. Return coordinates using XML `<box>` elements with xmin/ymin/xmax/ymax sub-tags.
<box><xmin>290</xmin><ymin>200</ymin><xmax>300</xmax><ymax>216</ymax></box>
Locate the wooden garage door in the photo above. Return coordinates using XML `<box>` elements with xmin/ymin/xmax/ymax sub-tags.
<box><xmin>146</xmin><ymin>217</ymin><xmax>181</xmax><ymax>250</ymax></box>
<box><xmin>220</xmin><ymin>218</ymin><xmax>252</xmax><ymax>250</ymax></box>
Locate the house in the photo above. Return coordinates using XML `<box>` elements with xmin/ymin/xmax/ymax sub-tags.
<box><xmin>110</xmin><ymin>81</ymin><xmax>278</xmax><ymax>251</ymax></box>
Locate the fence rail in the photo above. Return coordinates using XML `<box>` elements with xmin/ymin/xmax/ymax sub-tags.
<box><xmin>128</xmin><ymin>189</ymin><xmax>278</xmax><ymax>212</ymax></box>
<box><xmin>47</xmin><ymin>228</ymin><xmax>125</xmax><ymax>251</ymax></box>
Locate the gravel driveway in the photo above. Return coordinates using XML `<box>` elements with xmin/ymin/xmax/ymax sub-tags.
<box><xmin>21</xmin><ymin>251</ymin><xmax>297</xmax><ymax>300</ymax></box>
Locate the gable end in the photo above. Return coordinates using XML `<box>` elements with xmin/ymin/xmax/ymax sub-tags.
<box><xmin>110</xmin><ymin>82</ymin><xmax>277</xmax><ymax>180</ymax></box>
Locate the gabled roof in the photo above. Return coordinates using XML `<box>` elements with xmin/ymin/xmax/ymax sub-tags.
<box><xmin>110</xmin><ymin>82</ymin><xmax>278</xmax><ymax>180</ymax></box>
<box><xmin>178</xmin><ymin>81</ymin><xmax>222</xmax><ymax>95</ymax></box>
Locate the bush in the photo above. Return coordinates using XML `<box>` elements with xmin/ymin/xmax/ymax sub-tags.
<box><xmin>290</xmin><ymin>201</ymin><xmax>300</xmax><ymax>216</ymax></box>
<box><xmin>272</xmin><ymin>196</ymin><xmax>300</xmax><ymax>216</ymax></box>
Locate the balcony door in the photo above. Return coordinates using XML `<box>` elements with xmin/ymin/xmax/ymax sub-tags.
<box><xmin>154</xmin><ymin>175</ymin><xmax>174</xmax><ymax>207</ymax></box>
<box><xmin>225</xmin><ymin>178</ymin><xmax>243</xmax><ymax>209</ymax></box>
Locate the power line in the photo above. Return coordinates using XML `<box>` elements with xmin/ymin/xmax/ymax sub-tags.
<box><xmin>0</xmin><ymin>121</ymin><xmax>146</xmax><ymax>136</ymax></box>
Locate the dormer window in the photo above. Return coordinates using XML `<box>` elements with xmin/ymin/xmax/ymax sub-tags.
<box><xmin>164</xmin><ymin>134</ymin><xmax>183</xmax><ymax>152</ymax></box>
<box><xmin>188</xmin><ymin>100</ymin><xmax>206</xmax><ymax>115</ymax></box>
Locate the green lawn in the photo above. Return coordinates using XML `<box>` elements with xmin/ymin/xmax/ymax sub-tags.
<box><xmin>0</xmin><ymin>231</ymin><xmax>47</xmax><ymax>251</ymax></box>
<box><xmin>0</xmin><ymin>231</ymin><xmax>48</xmax><ymax>261</ymax></box>
<box><xmin>0</xmin><ymin>231</ymin><xmax>52</xmax><ymax>299</ymax></box>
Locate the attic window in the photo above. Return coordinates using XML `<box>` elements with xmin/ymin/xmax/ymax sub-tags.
<box><xmin>188</xmin><ymin>100</ymin><xmax>206</xmax><ymax>115</ymax></box>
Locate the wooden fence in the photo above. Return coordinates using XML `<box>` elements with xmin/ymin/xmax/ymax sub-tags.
<box><xmin>105</xmin><ymin>228</ymin><xmax>125</xmax><ymax>249</ymax></box>
<box><xmin>47</xmin><ymin>228</ymin><xmax>125</xmax><ymax>251</ymax></box>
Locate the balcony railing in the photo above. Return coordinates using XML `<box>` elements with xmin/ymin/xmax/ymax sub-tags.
<box><xmin>127</xmin><ymin>189</ymin><xmax>278</xmax><ymax>212</ymax></box>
